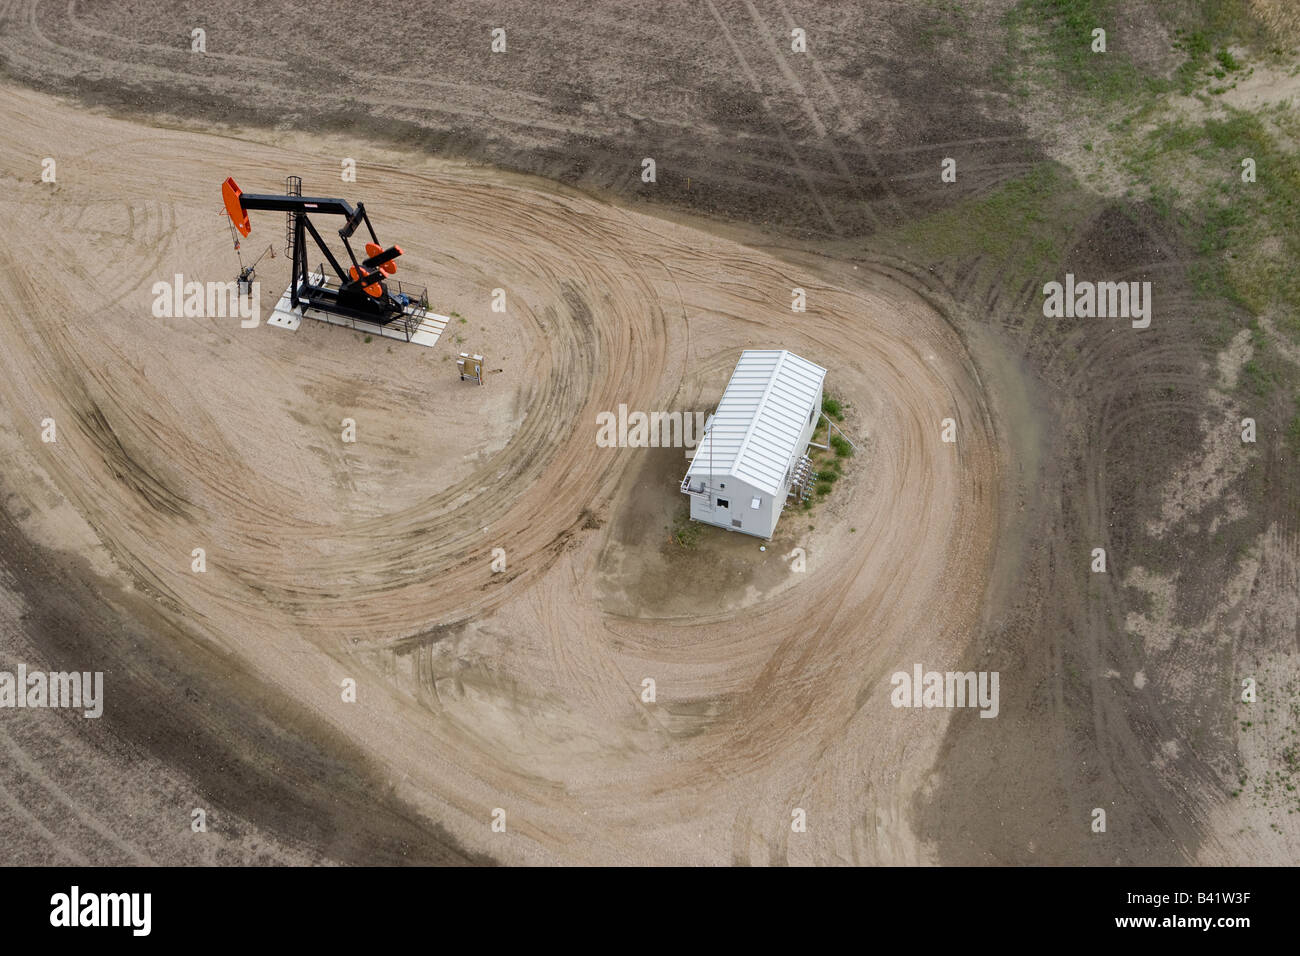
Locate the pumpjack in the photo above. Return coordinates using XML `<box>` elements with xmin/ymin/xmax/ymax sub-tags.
<box><xmin>221</xmin><ymin>175</ymin><xmax>428</xmax><ymax>328</ymax></box>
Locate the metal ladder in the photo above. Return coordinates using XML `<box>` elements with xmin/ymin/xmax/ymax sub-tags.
<box><xmin>284</xmin><ymin>175</ymin><xmax>302</xmax><ymax>257</ymax></box>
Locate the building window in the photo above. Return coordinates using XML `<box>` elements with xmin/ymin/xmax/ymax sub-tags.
<box><xmin>751</xmin><ymin>497</ymin><xmax>761</xmax><ymax>509</ymax></box>
<box><xmin>717</xmin><ymin>498</ymin><xmax>729</xmax><ymax>509</ymax></box>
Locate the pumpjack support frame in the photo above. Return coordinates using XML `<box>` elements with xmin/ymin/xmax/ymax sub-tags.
<box><xmin>221</xmin><ymin>176</ymin><xmax>418</xmax><ymax>327</ymax></box>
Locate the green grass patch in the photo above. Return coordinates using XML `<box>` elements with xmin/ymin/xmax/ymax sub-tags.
<box><xmin>1287</xmin><ymin>412</ymin><xmax>1300</xmax><ymax>453</ymax></box>
<box><xmin>1242</xmin><ymin>359</ymin><xmax>1277</xmax><ymax>397</ymax></box>
<box><xmin>671</xmin><ymin>516</ymin><xmax>702</xmax><ymax>549</ymax></box>
<box><xmin>1216</xmin><ymin>48</ymin><xmax>1242</xmax><ymax>72</ymax></box>
<box><xmin>1134</xmin><ymin>111</ymin><xmax>1300</xmax><ymax>320</ymax></box>
<box><xmin>1172</xmin><ymin>0</ymin><xmax>1268</xmax><ymax>92</ymax></box>
<box><xmin>1005</xmin><ymin>0</ymin><xmax>1169</xmax><ymax>102</ymax></box>
<box><xmin>894</xmin><ymin>162</ymin><xmax>1089</xmax><ymax>288</ymax></box>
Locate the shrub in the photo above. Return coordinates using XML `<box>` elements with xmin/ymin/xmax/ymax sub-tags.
<box><xmin>1215</xmin><ymin>48</ymin><xmax>1240</xmax><ymax>72</ymax></box>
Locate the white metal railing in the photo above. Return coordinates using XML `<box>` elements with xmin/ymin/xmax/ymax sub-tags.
<box><xmin>680</xmin><ymin>475</ymin><xmax>710</xmax><ymax>497</ymax></box>
<box><xmin>303</xmin><ymin>270</ymin><xmax>429</xmax><ymax>342</ymax></box>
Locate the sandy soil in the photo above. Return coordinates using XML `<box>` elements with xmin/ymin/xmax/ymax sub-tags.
<box><xmin>3</xmin><ymin>0</ymin><xmax>1293</xmax><ymax>867</ymax></box>
<box><xmin>0</xmin><ymin>83</ymin><xmax>999</xmax><ymax>864</ymax></box>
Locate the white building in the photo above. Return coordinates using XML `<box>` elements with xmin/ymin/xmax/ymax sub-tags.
<box><xmin>681</xmin><ymin>349</ymin><xmax>827</xmax><ymax>539</ymax></box>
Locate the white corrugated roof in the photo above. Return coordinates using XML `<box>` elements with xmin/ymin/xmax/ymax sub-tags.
<box><xmin>686</xmin><ymin>350</ymin><xmax>826</xmax><ymax>496</ymax></box>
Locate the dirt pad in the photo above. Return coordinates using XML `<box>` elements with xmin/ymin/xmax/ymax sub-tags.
<box><xmin>0</xmin><ymin>84</ymin><xmax>998</xmax><ymax>864</ymax></box>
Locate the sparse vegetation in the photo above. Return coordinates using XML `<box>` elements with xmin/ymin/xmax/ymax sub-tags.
<box><xmin>997</xmin><ymin>0</ymin><xmax>1300</xmax><ymax>530</ymax></box>
<box><xmin>802</xmin><ymin>403</ymin><xmax>857</xmax><ymax>514</ymax></box>
<box><xmin>671</xmin><ymin>514</ymin><xmax>702</xmax><ymax>549</ymax></box>
<box><xmin>1005</xmin><ymin>0</ymin><xmax>1164</xmax><ymax>101</ymax></box>
<box><xmin>895</xmin><ymin>162</ymin><xmax>1086</xmax><ymax>288</ymax></box>
<box><xmin>1242</xmin><ymin>359</ymin><xmax>1276</xmax><ymax>396</ymax></box>
<box><xmin>1216</xmin><ymin>48</ymin><xmax>1241</xmax><ymax>72</ymax></box>
<box><xmin>1134</xmin><ymin>111</ymin><xmax>1300</xmax><ymax>323</ymax></box>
